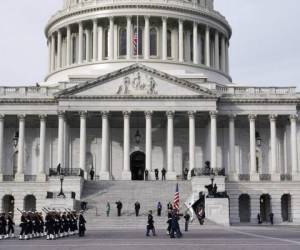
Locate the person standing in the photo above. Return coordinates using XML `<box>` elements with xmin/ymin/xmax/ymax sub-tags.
<box><xmin>145</xmin><ymin>170</ymin><xmax>149</xmax><ymax>181</ymax></box>
<box><xmin>146</xmin><ymin>211</ymin><xmax>156</xmax><ymax>237</ymax></box>
<box><xmin>161</xmin><ymin>168</ymin><xmax>166</xmax><ymax>180</ymax></box>
<box><xmin>184</xmin><ymin>212</ymin><xmax>191</xmax><ymax>232</ymax></box>
<box><xmin>157</xmin><ymin>202</ymin><xmax>162</xmax><ymax>217</ymax></box>
<box><xmin>183</xmin><ymin>168</ymin><xmax>189</xmax><ymax>180</ymax></box>
<box><xmin>78</xmin><ymin>211</ymin><xmax>86</xmax><ymax>237</ymax></box>
<box><xmin>269</xmin><ymin>213</ymin><xmax>274</xmax><ymax>225</ymax></box>
<box><xmin>154</xmin><ymin>169</ymin><xmax>159</xmax><ymax>180</ymax></box>
<box><xmin>135</xmin><ymin>201</ymin><xmax>141</xmax><ymax>217</ymax></box>
<box><xmin>89</xmin><ymin>168</ymin><xmax>95</xmax><ymax>181</ymax></box>
<box><xmin>6</xmin><ymin>212</ymin><xmax>15</xmax><ymax>239</ymax></box>
<box><xmin>170</xmin><ymin>210</ymin><xmax>182</xmax><ymax>238</ymax></box>
<box><xmin>116</xmin><ymin>201</ymin><xmax>123</xmax><ymax>217</ymax></box>
<box><xmin>106</xmin><ymin>202</ymin><xmax>111</xmax><ymax>217</ymax></box>
<box><xmin>257</xmin><ymin>213</ymin><xmax>262</xmax><ymax>224</ymax></box>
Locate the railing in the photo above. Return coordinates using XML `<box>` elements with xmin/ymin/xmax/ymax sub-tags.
<box><xmin>191</xmin><ymin>168</ymin><xmax>225</xmax><ymax>177</ymax></box>
<box><xmin>216</xmin><ymin>85</ymin><xmax>296</xmax><ymax>96</ymax></box>
<box><xmin>49</xmin><ymin>168</ymin><xmax>84</xmax><ymax>177</ymax></box>
<box><xmin>239</xmin><ymin>174</ymin><xmax>250</xmax><ymax>181</ymax></box>
<box><xmin>3</xmin><ymin>175</ymin><xmax>14</xmax><ymax>182</ymax></box>
<box><xmin>259</xmin><ymin>174</ymin><xmax>271</xmax><ymax>181</ymax></box>
<box><xmin>281</xmin><ymin>174</ymin><xmax>293</xmax><ymax>181</ymax></box>
<box><xmin>0</xmin><ymin>86</ymin><xmax>57</xmax><ymax>97</ymax></box>
<box><xmin>24</xmin><ymin>175</ymin><xmax>37</xmax><ymax>182</ymax></box>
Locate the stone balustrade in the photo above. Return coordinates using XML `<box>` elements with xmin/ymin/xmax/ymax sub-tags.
<box><xmin>0</xmin><ymin>86</ymin><xmax>57</xmax><ymax>97</ymax></box>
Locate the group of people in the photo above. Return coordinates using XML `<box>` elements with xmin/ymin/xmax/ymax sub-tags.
<box><xmin>0</xmin><ymin>209</ymin><xmax>87</xmax><ymax>241</ymax></box>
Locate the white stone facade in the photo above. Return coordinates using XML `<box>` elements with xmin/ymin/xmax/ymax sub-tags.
<box><xmin>0</xmin><ymin>0</ymin><xmax>300</xmax><ymax>225</ymax></box>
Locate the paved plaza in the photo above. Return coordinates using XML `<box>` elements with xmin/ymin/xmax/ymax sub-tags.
<box><xmin>1</xmin><ymin>225</ymin><xmax>300</xmax><ymax>250</ymax></box>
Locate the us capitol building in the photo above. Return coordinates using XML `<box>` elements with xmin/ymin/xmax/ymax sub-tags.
<box><xmin>0</xmin><ymin>0</ymin><xmax>299</xmax><ymax>225</ymax></box>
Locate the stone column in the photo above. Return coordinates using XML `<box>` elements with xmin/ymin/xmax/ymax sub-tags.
<box><xmin>57</xmin><ymin>29</ymin><xmax>62</xmax><ymax>68</ymax></box>
<box><xmin>78</xmin><ymin>22</ymin><xmax>83</xmax><ymax>63</ymax></box>
<box><xmin>100</xmin><ymin>112</ymin><xmax>110</xmax><ymax>180</ymax></box>
<box><xmin>126</xmin><ymin>16</ymin><xmax>132</xmax><ymax>60</ymax></box>
<box><xmin>290</xmin><ymin>115</ymin><xmax>299</xmax><ymax>179</ymax></box>
<box><xmin>178</xmin><ymin>19</ymin><xmax>184</xmax><ymax>63</ymax></box>
<box><xmin>0</xmin><ymin>115</ymin><xmax>4</xmax><ymax>182</ymax></box>
<box><xmin>15</xmin><ymin>115</ymin><xmax>25</xmax><ymax>182</ymax></box>
<box><xmin>144</xmin><ymin>16</ymin><xmax>150</xmax><ymax>60</ymax></box>
<box><xmin>205</xmin><ymin>26</ymin><xmax>210</xmax><ymax>67</ymax></box>
<box><xmin>229</xmin><ymin>115</ymin><xmax>238</xmax><ymax>181</ymax></box>
<box><xmin>122</xmin><ymin>111</ymin><xmax>131</xmax><ymax>180</ymax></box>
<box><xmin>270</xmin><ymin>115</ymin><xmax>280</xmax><ymax>181</ymax></box>
<box><xmin>210</xmin><ymin>112</ymin><xmax>217</xmax><ymax>170</ymax></box>
<box><xmin>37</xmin><ymin>115</ymin><xmax>47</xmax><ymax>182</ymax></box>
<box><xmin>57</xmin><ymin>112</ymin><xmax>65</xmax><ymax>168</ymax></box>
<box><xmin>166</xmin><ymin>111</ymin><xmax>176</xmax><ymax>180</ymax></box>
<box><xmin>221</xmin><ymin>35</ymin><xmax>226</xmax><ymax>72</ymax></box>
<box><xmin>108</xmin><ymin>17</ymin><xmax>114</xmax><ymax>60</ymax></box>
<box><xmin>48</xmin><ymin>39</ymin><xmax>51</xmax><ymax>73</ymax></box>
<box><xmin>214</xmin><ymin>31</ymin><xmax>219</xmax><ymax>70</ymax></box>
<box><xmin>51</xmin><ymin>34</ymin><xmax>56</xmax><ymax>71</ymax></box>
<box><xmin>249</xmin><ymin>114</ymin><xmax>259</xmax><ymax>181</ymax></box>
<box><xmin>145</xmin><ymin>111</ymin><xmax>152</xmax><ymax>176</ymax></box>
<box><xmin>79</xmin><ymin>112</ymin><xmax>87</xmax><ymax>177</ymax></box>
<box><xmin>93</xmin><ymin>19</ymin><xmax>98</xmax><ymax>62</ymax></box>
<box><xmin>189</xmin><ymin>111</ymin><xmax>196</xmax><ymax>173</ymax></box>
<box><xmin>193</xmin><ymin>22</ymin><xmax>199</xmax><ymax>64</ymax></box>
<box><xmin>162</xmin><ymin>17</ymin><xmax>167</xmax><ymax>60</ymax></box>
<box><xmin>85</xmin><ymin>29</ymin><xmax>90</xmax><ymax>62</ymax></box>
<box><xmin>66</xmin><ymin>25</ymin><xmax>71</xmax><ymax>66</ymax></box>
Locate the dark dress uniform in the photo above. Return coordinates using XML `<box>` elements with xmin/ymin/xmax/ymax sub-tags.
<box><xmin>78</xmin><ymin>213</ymin><xmax>86</xmax><ymax>237</ymax></box>
<box><xmin>146</xmin><ymin>212</ymin><xmax>156</xmax><ymax>236</ymax></box>
<box><xmin>7</xmin><ymin>214</ymin><xmax>15</xmax><ymax>237</ymax></box>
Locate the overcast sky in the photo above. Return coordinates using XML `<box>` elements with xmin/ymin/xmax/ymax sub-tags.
<box><xmin>0</xmin><ymin>0</ymin><xmax>299</xmax><ymax>87</ymax></box>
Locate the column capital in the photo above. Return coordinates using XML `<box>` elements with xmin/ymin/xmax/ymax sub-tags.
<box><xmin>123</xmin><ymin>111</ymin><xmax>131</xmax><ymax>118</ymax></box>
<box><xmin>229</xmin><ymin>114</ymin><xmax>236</xmax><ymax>120</ymax></box>
<box><xmin>162</xmin><ymin>16</ymin><xmax>168</xmax><ymax>22</ymax></box>
<box><xmin>290</xmin><ymin>114</ymin><xmax>298</xmax><ymax>121</ymax></box>
<box><xmin>166</xmin><ymin>111</ymin><xmax>175</xmax><ymax>119</ymax></box>
<box><xmin>210</xmin><ymin>111</ymin><xmax>218</xmax><ymax>118</ymax></box>
<box><xmin>206</xmin><ymin>25</ymin><xmax>210</xmax><ymax>31</ymax></box>
<box><xmin>145</xmin><ymin>111</ymin><xmax>153</xmax><ymax>118</ymax></box>
<box><xmin>188</xmin><ymin>111</ymin><xmax>196</xmax><ymax>118</ymax></box>
<box><xmin>58</xmin><ymin>111</ymin><xmax>65</xmax><ymax>118</ymax></box>
<box><xmin>126</xmin><ymin>16</ymin><xmax>132</xmax><ymax>21</ymax></box>
<box><xmin>101</xmin><ymin>111</ymin><xmax>110</xmax><ymax>118</ymax></box>
<box><xmin>79</xmin><ymin>111</ymin><xmax>87</xmax><ymax>118</ymax></box>
<box><xmin>109</xmin><ymin>16</ymin><xmax>114</xmax><ymax>21</ymax></box>
<box><xmin>17</xmin><ymin>114</ymin><xmax>26</xmax><ymax>120</ymax></box>
<box><xmin>39</xmin><ymin>114</ymin><xmax>47</xmax><ymax>120</ymax></box>
<box><xmin>193</xmin><ymin>21</ymin><xmax>198</xmax><ymax>26</ymax></box>
<box><xmin>269</xmin><ymin>114</ymin><xmax>278</xmax><ymax>121</ymax></box>
<box><xmin>248</xmin><ymin>114</ymin><xmax>256</xmax><ymax>121</ymax></box>
<box><xmin>0</xmin><ymin>114</ymin><xmax>5</xmax><ymax>120</ymax></box>
<box><xmin>144</xmin><ymin>15</ymin><xmax>150</xmax><ymax>20</ymax></box>
<box><xmin>93</xmin><ymin>18</ymin><xmax>98</xmax><ymax>24</ymax></box>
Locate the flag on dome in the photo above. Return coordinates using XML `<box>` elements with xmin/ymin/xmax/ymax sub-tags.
<box><xmin>173</xmin><ymin>183</ymin><xmax>180</xmax><ymax>211</ymax></box>
<box><xmin>133</xmin><ymin>28</ymin><xmax>138</xmax><ymax>55</ymax></box>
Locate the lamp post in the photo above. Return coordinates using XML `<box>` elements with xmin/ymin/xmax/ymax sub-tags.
<box><xmin>58</xmin><ymin>174</ymin><xmax>65</xmax><ymax>198</ymax></box>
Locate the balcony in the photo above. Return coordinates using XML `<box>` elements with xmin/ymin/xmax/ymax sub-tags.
<box><xmin>49</xmin><ymin>168</ymin><xmax>84</xmax><ymax>177</ymax></box>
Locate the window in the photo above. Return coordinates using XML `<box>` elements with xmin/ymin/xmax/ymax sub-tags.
<box><xmin>119</xmin><ymin>28</ymin><xmax>127</xmax><ymax>57</ymax></box>
<box><xmin>150</xmin><ymin>28</ymin><xmax>157</xmax><ymax>56</ymax></box>
<box><xmin>167</xmin><ymin>30</ymin><xmax>172</xmax><ymax>58</ymax></box>
<box><xmin>83</xmin><ymin>33</ymin><xmax>87</xmax><ymax>61</ymax></box>
<box><xmin>72</xmin><ymin>36</ymin><xmax>77</xmax><ymax>63</ymax></box>
<box><xmin>133</xmin><ymin>27</ymin><xmax>143</xmax><ymax>56</ymax></box>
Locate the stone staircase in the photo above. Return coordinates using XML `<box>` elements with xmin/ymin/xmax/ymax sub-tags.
<box><xmin>81</xmin><ymin>180</ymin><xmax>206</xmax><ymax>229</ymax></box>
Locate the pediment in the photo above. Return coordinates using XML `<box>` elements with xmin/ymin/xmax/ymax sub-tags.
<box><xmin>56</xmin><ymin>64</ymin><xmax>215</xmax><ymax>98</ymax></box>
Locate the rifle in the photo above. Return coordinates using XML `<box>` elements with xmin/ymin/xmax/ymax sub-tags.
<box><xmin>17</xmin><ymin>208</ymin><xmax>23</xmax><ymax>214</ymax></box>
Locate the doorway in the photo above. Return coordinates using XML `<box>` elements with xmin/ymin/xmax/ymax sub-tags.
<box><xmin>130</xmin><ymin>151</ymin><xmax>145</xmax><ymax>181</ymax></box>
<box><xmin>281</xmin><ymin>194</ymin><xmax>292</xmax><ymax>222</ymax></box>
<box><xmin>239</xmin><ymin>194</ymin><xmax>251</xmax><ymax>223</ymax></box>
<box><xmin>260</xmin><ymin>194</ymin><xmax>271</xmax><ymax>222</ymax></box>
<box><xmin>2</xmin><ymin>195</ymin><xmax>14</xmax><ymax>216</ymax></box>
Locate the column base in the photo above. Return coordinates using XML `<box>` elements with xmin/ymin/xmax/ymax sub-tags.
<box><xmin>99</xmin><ymin>172</ymin><xmax>110</xmax><ymax>180</ymax></box>
<box><xmin>271</xmin><ymin>174</ymin><xmax>281</xmax><ymax>181</ymax></box>
<box><xmin>228</xmin><ymin>173</ymin><xmax>239</xmax><ymax>182</ymax></box>
<box><xmin>36</xmin><ymin>174</ymin><xmax>47</xmax><ymax>182</ymax></box>
<box><xmin>15</xmin><ymin>173</ymin><xmax>25</xmax><ymax>182</ymax></box>
<box><xmin>0</xmin><ymin>174</ymin><xmax>3</xmax><ymax>182</ymax></box>
<box><xmin>292</xmin><ymin>174</ymin><xmax>300</xmax><ymax>181</ymax></box>
<box><xmin>166</xmin><ymin>172</ymin><xmax>177</xmax><ymax>180</ymax></box>
<box><xmin>122</xmin><ymin>171</ymin><xmax>132</xmax><ymax>180</ymax></box>
<box><xmin>250</xmin><ymin>173</ymin><xmax>259</xmax><ymax>182</ymax></box>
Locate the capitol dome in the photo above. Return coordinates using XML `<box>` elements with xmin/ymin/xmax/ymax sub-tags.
<box><xmin>45</xmin><ymin>0</ymin><xmax>231</xmax><ymax>85</ymax></box>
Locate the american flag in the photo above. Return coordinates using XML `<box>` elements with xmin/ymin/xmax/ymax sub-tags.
<box><xmin>133</xmin><ymin>28</ymin><xmax>138</xmax><ymax>56</ymax></box>
<box><xmin>173</xmin><ymin>183</ymin><xmax>180</xmax><ymax>211</ymax></box>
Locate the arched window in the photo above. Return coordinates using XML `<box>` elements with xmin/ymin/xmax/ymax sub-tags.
<box><xmin>72</xmin><ymin>36</ymin><xmax>77</xmax><ymax>63</ymax></box>
<box><xmin>167</xmin><ymin>30</ymin><xmax>172</xmax><ymax>58</ymax></box>
<box><xmin>104</xmin><ymin>29</ymin><xmax>109</xmax><ymax>58</ymax></box>
<box><xmin>119</xmin><ymin>27</ymin><xmax>127</xmax><ymax>57</ymax></box>
<box><xmin>24</xmin><ymin>195</ymin><xmax>36</xmax><ymax>212</ymax></box>
<box><xmin>133</xmin><ymin>27</ymin><xmax>143</xmax><ymax>56</ymax></box>
<box><xmin>150</xmin><ymin>28</ymin><xmax>158</xmax><ymax>57</ymax></box>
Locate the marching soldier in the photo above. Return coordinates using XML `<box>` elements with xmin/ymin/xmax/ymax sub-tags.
<box><xmin>19</xmin><ymin>211</ymin><xmax>27</xmax><ymax>240</ymax></box>
<box><xmin>0</xmin><ymin>212</ymin><xmax>7</xmax><ymax>240</ymax></box>
<box><xmin>7</xmin><ymin>212</ymin><xmax>15</xmax><ymax>238</ymax></box>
